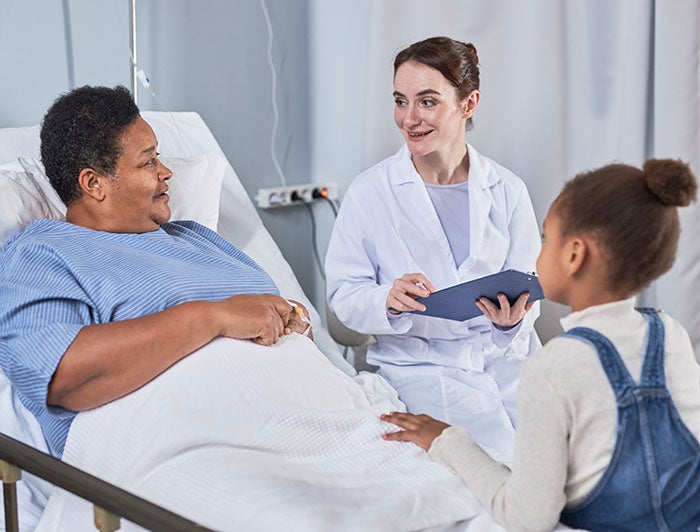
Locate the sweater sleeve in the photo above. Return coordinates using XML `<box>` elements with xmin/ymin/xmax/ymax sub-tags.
<box><xmin>428</xmin><ymin>353</ymin><xmax>569</xmax><ymax>532</ymax></box>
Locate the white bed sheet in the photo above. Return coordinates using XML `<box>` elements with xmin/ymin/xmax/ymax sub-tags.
<box><xmin>37</xmin><ymin>335</ymin><xmax>490</xmax><ymax>531</ymax></box>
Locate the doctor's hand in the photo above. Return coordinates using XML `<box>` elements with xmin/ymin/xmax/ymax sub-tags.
<box><xmin>380</xmin><ymin>412</ymin><xmax>450</xmax><ymax>451</ymax></box>
<box><xmin>476</xmin><ymin>291</ymin><xmax>534</xmax><ymax>329</ymax></box>
<box><xmin>386</xmin><ymin>273</ymin><xmax>436</xmax><ymax>314</ymax></box>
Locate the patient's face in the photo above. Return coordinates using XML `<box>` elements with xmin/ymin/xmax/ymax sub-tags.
<box><xmin>102</xmin><ymin>117</ymin><xmax>173</xmax><ymax>233</ymax></box>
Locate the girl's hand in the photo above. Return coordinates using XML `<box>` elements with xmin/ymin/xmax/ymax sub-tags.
<box><xmin>476</xmin><ymin>291</ymin><xmax>534</xmax><ymax>329</ymax></box>
<box><xmin>386</xmin><ymin>273</ymin><xmax>436</xmax><ymax>314</ymax></box>
<box><xmin>380</xmin><ymin>411</ymin><xmax>450</xmax><ymax>451</ymax></box>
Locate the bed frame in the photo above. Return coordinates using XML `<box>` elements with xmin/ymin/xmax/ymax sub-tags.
<box><xmin>0</xmin><ymin>433</ymin><xmax>214</xmax><ymax>531</ymax></box>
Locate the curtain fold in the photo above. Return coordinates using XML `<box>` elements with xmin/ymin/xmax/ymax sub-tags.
<box><xmin>652</xmin><ymin>0</ymin><xmax>700</xmax><ymax>357</ymax></box>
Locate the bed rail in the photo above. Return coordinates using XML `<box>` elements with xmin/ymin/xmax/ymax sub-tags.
<box><xmin>0</xmin><ymin>433</ymin><xmax>213</xmax><ymax>531</ymax></box>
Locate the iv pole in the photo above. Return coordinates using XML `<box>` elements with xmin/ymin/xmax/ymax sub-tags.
<box><xmin>129</xmin><ymin>0</ymin><xmax>138</xmax><ymax>104</ymax></box>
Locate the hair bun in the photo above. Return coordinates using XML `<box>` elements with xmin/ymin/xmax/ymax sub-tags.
<box><xmin>642</xmin><ymin>158</ymin><xmax>698</xmax><ymax>207</ymax></box>
<box><xmin>463</xmin><ymin>42</ymin><xmax>479</xmax><ymax>65</ymax></box>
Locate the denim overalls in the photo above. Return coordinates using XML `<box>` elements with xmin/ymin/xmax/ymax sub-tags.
<box><xmin>559</xmin><ymin>309</ymin><xmax>700</xmax><ymax>532</ymax></box>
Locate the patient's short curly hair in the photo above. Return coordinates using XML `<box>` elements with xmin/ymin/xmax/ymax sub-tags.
<box><xmin>40</xmin><ymin>85</ymin><xmax>140</xmax><ymax>205</ymax></box>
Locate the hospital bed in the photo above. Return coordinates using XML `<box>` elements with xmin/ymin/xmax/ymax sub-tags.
<box><xmin>0</xmin><ymin>112</ymin><xmax>560</xmax><ymax>532</ymax></box>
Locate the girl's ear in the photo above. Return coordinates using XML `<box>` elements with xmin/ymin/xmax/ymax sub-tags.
<box><xmin>77</xmin><ymin>168</ymin><xmax>106</xmax><ymax>201</ymax></box>
<box><xmin>565</xmin><ymin>237</ymin><xmax>588</xmax><ymax>276</ymax></box>
<box><xmin>461</xmin><ymin>90</ymin><xmax>481</xmax><ymax>119</ymax></box>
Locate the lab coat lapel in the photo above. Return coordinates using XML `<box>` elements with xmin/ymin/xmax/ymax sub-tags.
<box><xmin>458</xmin><ymin>144</ymin><xmax>498</xmax><ymax>279</ymax></box>
<box><xmin>389</xmin><ymin>145</ymin><xmax>460</xmax><ymax>289</ymax></box>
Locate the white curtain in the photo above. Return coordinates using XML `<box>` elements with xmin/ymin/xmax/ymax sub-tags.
<box><xmin>652</xmin><ymin>0</ymin><xmax>700</xmax><ymax>357</ymax></box>
<box><xmin>343</xmin><ymin>0</ymin><xmax>700</xmax><ymax>351</ymax></box>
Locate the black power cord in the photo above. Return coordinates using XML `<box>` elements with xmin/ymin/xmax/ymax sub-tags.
<box><xmin>302</xmin><ymin>202</ymin><xmax>326</xmax><ymax>280</ymax></box>
<box><xmin>290</xmin><ymin>187</ymin><xmax>340</xmax><ymax>281</ymax></box>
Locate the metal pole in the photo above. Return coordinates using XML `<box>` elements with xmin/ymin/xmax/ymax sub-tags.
<box><xmin>129</xmin><ymin>0</ymin><xmax>138</xmax><ymax>104</ymax></box>
<box><xmin>3</xmin><ymin>483</ymin><xmax>19</xmax><ymax>532</ymax></box>
<box><xmin>1</xmin><ymin>460</ymin><xmax>21</xmax><ymax>532</ymax></box>
<box><xmin>94</xmin><ymin>505</ymin><xmax>121</xmax><ymax>532</ymax></box>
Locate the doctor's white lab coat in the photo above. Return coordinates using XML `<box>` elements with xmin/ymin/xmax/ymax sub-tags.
<box><xmin>326</xmin><ymin>143</ymin><xmax>542</xmax><ymax>390</ymax></box>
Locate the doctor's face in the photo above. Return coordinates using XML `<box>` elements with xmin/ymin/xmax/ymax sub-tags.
<box><xmin>101</xmin><ymin>117</ymin><xmax>173</xmax><ymax>233</ymax></box>
<box><xmin>393</xmin><ymin>61</ymin><xmax>476</xmax><ymax>158</ymax></box>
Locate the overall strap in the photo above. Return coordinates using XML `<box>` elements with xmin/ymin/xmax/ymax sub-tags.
<box><xmin>562</xmin><ymin>327</ymin><xmax>636</xmax><ymax>400</ymax></box>
<box><xmin>635</xmin><ymin>308</ymin><xmax>666</xmax><ymax>387</ymax></box>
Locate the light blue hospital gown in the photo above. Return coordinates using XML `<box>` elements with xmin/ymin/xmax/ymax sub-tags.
<box><xmin>0</xmin><ymin>219</ymin><xmax>278</xmax><ymax>457</ymax></box>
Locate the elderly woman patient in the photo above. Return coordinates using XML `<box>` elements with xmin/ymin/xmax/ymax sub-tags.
<box><xmin>0</xmin><ymin>85</ymin><xmax>310</xmax><ymax>458</ymax></box>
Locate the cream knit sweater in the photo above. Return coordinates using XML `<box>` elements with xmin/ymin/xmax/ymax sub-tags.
<box><xmin>428</xmin><ymin>297</ymin><xmax>700</xmax><ymax>532</ymax></box>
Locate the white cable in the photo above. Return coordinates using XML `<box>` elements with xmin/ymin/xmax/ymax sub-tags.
<box><xmin>260</xmin><ymin>0</ymin><xmax>287</xmax><ymax>187</ymax></box>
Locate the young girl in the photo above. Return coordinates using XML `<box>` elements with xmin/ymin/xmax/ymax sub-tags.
<box><xmin>382</xmin><ymin>159</ymin><xmax>700</xmax><ymax>531</ymax></box>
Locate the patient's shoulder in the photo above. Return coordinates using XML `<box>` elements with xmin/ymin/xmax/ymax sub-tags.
<box><xmin>2</xmin><ymin>218</ymin><xmax>74</xmax><ymax>252</ymax></box>
<box><xmin>162</xmin><ymin>220</ymin><xmax>230</xmax><ymax>249</ymax></box>
<box><xmin>161</xmin><ymin>220</ymin><xmax>258</xmax><ymax>267</ymax></box>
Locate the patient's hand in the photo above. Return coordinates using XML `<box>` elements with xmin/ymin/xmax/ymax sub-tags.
<box><xmin>215</xmin><ymin>293</ymin><xmax>293</xmax><ymax>346</ymax></box>
<box><xmin>380</xmin><ymin>412</ymin><xmax>450</xmax><ymax>451</ymax></box>
<box><xmin>284</xmin><ymin>299</ymin><xmax>314</xmax><ymax>341</ymax></box>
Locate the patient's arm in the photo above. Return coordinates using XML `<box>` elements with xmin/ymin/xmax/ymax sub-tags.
<box><xmin>48</xmin><ymin>293</ymin><xmax>293</xmax><ymax>412</ymax></box>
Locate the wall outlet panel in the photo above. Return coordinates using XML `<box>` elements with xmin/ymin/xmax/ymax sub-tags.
<box><xmin>255</xmin><ymin>182</ymin><xmax>338</xmax><ymax>209</ymax></box>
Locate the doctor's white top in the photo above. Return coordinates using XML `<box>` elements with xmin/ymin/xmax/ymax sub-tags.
<box><xmin>326</xmin><ymin>142</ymin><xmax>541</xmax><ymax>383</ymax></box>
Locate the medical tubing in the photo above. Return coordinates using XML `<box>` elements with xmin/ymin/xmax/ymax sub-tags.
<box><xmin>303</xmin><ymin>202</ymin><xmax>326</xmax><ymax>280</ymax></box>
<box><xmin>110</xmin><ymin>0</ymin><xmax>191</xmax><ymax>156</ymax></box>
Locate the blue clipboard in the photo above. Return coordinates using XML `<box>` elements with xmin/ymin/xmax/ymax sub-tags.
<box><xmin>409</xmin><ymin>269</ymin><xmax>544</xmax><ymax>322</ymax></box>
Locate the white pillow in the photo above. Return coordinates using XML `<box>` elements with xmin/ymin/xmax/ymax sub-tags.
<box><xmin>0</xmin><ymin>167</ymin><xmax>64</xmax><ymax>245</ymax></box>
<box><xmin>13</xmin><ymin>154</ymin><xmax>227</xmax><ymax>233</ymax></box>
<box><xmin>160</xmin><ymin>152</ymin><xmax>227</xmax><ymax>231</ymax></box>
<box><xmin>18</xmin><ymin>158</ymin><xmax>68</xmax><ymax>218</ymax></box>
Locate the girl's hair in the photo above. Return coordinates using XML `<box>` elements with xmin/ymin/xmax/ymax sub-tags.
<box><xmin>394</xmin><ymin>36</ymin><xmax>479</xmax><ymax>129</ymax></box>
<box><xmin>555</xmin><ymin>159</ymin><xmax>697</xmax><ymax>294</ymax></box>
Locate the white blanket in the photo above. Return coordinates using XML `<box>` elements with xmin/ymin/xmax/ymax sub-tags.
<box><xmin>36</xmin><ymin>335</ymin><xmax>499</xmax><ymax>532</ymax></box>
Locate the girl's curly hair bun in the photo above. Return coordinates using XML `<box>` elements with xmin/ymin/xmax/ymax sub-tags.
<box><xmin>643</xmin><ymin>158</ymin><xmax>697</xmax><ymax>207</ymax></box>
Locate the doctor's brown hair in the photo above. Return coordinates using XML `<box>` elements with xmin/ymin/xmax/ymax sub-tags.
<box><xmin>554</xmin><ymin>159</ymin><xmax>697</xmax><ymax>294</ymax></box>
<box><xmin>394</xmin><ymin>36</ymin><xmax>480</xmax><ymax>128</ymax></box>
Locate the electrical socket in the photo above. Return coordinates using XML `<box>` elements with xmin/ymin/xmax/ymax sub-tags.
<box><xmin>255</xmin><ymin>182</ymin><xmax>338</xmax><ymax>209</ymax></box>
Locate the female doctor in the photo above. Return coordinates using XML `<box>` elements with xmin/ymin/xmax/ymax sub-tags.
<box><xmin>325</xmin><ymin>37</ymin><xmax>541</xmax><ymax>459</ymax></box>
